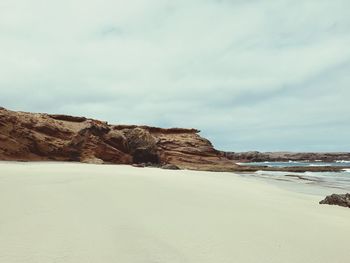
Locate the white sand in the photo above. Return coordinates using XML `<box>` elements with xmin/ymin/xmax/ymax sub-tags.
<box><xmin>0</xmin><ymin>162</ymin><xmax>349</xmax><ymax>263</ymax></box>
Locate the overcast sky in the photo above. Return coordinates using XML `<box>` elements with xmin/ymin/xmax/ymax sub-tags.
<box><xmin>1</xmin><ymin>0</ymin><xmax>349</xmax><ymax>152</ymax></box>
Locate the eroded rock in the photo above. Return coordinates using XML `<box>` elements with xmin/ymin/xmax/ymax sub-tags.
<box><xmin>319</xmin><ymin>193</ymin><xmax>350</xmax><ymax>208</ymax></box>
<box><xmin>0</xmin><ymin>107</ymin><xmax>239</xmax><ymax>171</ymax></box>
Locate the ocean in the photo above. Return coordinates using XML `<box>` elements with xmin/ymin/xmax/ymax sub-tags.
<box><xmin>238</xmin><ymin>161</ymin><xmax>350</xmax><ymax>192</ymax></box>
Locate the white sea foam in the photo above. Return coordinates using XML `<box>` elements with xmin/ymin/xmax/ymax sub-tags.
<box><xmin>336</xmin><ymin>160</ymin><xmax>350</xmax><ymax>163</ymax></box>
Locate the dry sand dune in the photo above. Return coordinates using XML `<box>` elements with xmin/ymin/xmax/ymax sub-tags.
<box><xmin>0</xmin><ymin>162</ymin><xmax>349</xmax><ymax>263</ymax></box>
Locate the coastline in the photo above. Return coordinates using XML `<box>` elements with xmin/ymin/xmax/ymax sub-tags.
<box><xmin>1</xmin><ymin>162</ymin><xmax>349</xmax><ymax>263</ymax></box>
<box><xmin>1</xmin><ymin>107</ymin><xmax>349</xmax><ymax>174</ymax></box>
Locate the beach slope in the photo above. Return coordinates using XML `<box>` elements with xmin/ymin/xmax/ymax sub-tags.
<box><xmin>0</xmin><ymin>162</ymin><xmax>349</xmax><ymax>263</ymax></box>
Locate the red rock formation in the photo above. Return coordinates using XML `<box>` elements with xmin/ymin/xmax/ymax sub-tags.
<box><xmin>0</xmin><ymin>107</ymin><xmax>239</xmax><ymax>171</ymax></box>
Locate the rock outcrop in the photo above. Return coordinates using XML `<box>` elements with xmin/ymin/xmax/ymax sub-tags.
<box><xmin>1</xmin><ymin>107</ymin><xmax>349</xmax><ymax>173</ymax></box>
<box><xmin>319</xmin><ymin>193</ymin><xmax>350</xmax><ymax>208</ymax></box>
<box><xmin>0</xmin><ymin>107</ymin><xmax>239</xmax><ymax>171</ymax></box>
<box><xmin>223</xmin><ymin>151</ymin><xmax>350</xmax><ymax>162</ymax></box>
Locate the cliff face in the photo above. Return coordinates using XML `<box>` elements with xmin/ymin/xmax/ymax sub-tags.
<box><xmin>0</xmin><ymin>107</ymin><xmax>238</xmax><ymax>171</ymax></box>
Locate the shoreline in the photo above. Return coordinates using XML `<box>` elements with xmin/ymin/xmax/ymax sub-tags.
<box><xmin>1</xmin><ymin>159</ymin><xmax>350</xmax><ymax>173</ymax></box>
<box><xmin>1</xmin><ymin>160</ymin><xmax>349</xmax><ymax>193</ymax></box>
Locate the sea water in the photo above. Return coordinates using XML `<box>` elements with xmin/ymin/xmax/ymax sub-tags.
<box><xmin>238</xmin><ymin>161</ymin><xmax>350</xmax><ymax>191</ymax></box>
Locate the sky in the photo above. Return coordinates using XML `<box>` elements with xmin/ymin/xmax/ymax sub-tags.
<box><xmin>1</xmin><ymin>0</ymin><xmax>350</xmax><ymax>152</ymax></box>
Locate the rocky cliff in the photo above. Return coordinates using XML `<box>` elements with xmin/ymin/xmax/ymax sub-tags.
<box><xmin>0</xmin><ymin>107</ymin><xmax>238</xmax><ymax>171</ymax></box>
<box><xmin>1</xmin><ymin>107</ymin><xmax>349</xmax><ymax>173</ymax></box>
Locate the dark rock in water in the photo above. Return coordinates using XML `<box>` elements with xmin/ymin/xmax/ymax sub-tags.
<box><xmin>161</xmin><ymin>164</ymin><xmax>180</xmax><ymax>170</ymax></box>
<box><xmin>319</xmin><ymin>193</ymin><xmax>350</xmax><ymax>208</ymax></box>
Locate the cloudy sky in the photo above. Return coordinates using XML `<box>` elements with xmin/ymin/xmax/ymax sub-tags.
<box><xmin>1</xmin><ymin>0</ymin><xmax>349</xmax><ymax>152</ymax></box>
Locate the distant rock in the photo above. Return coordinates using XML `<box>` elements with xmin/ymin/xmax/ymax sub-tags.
<box><xmin>223</xmin><ymin>151</ymin><xmax>350</xmax><ymax>162</ymax></box>
<box><xmin>319</xmin><ymin>193</ymin><xmax>350</xmax><ymax>208</ymax></box>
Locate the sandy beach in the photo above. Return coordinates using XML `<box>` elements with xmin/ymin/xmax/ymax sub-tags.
<box><xmin>0</xmin><ymin>162</ymin><xmax>349</xmax><ymax>263</ymax></box>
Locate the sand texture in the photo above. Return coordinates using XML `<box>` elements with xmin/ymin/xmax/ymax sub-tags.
<box><xmin>0</xmin><ymin>162</ymin><xmax>349</xmax><ymax>263</ymax></box>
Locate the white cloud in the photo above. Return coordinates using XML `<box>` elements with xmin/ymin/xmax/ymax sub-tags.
<box><xmin>1</xmin><ymin>0</ymin><xmax>349</xmax><ymax>151</ymax></box>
